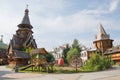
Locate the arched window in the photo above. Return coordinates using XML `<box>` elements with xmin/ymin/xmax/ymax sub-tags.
<box><xmin>84</xmin><ymin>52</ymin><xmax>86</xmax><ymax>57</ymax></box>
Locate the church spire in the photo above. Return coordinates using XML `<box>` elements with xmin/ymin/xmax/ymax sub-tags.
<box><xmin>18</xmin><ymin>5</ymin><xmax>33</xmax><ymax>29</ymax></box>
<box><xmin>96</xmin><ymin>24</ymin><xmax>109</xmax><ymax>40</ymax></box>
<box><xmin>21</xmin><ymin>5</ymin><xmax>31</xmax><ymax>25</ymax></box>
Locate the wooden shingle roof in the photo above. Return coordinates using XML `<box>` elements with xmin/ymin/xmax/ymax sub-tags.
<box><xmin>13</xmin><ymin>50</ymin><xmax>30</xmax><ymax>59</ymax></box>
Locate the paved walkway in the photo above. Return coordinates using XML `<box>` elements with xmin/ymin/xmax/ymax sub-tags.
<box><xmin>78</xmin><ymin>67</ymin><xmax>120</xmax><ymax>80</ymax></box>
<box><xmin>0</xmin><ymin>65</ymin><xmax>120</xmax><ymax>80</ymax></box>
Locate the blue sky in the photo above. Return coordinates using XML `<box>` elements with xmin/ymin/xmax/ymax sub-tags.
<box><xmin>0</xmin><ymin>0</ymin><xmax>120</xmax><ymax>50</ymax></box>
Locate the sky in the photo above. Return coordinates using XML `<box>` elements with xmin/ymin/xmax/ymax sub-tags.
<box><xmin>0</xmin><ymin>0</ymin><xmax>120</xmax><ymax>51</ymax></box>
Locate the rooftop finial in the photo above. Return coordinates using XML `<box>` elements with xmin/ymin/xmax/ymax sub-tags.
<box><xmin>25</xmin><ymin>4</ymin><xmax>29</xmax><ymax>15</ymax></box>
<box><xmin>26</xmin><ymin>4</ymin><xmax>29</xmax><ymax>9</ymax></box>
<box><xmin>0</xmin><ymin>35</ymin><xmax>3</xmax><ymax>42</ymax></box>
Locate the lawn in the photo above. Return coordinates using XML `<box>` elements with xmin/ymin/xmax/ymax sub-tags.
<box><xmin>19</xmin><ymin>66</ymin><xmax>81</xmax><ymax>74</ymax></box>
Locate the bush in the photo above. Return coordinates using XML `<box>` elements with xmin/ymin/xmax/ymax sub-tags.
<box><xmin>81</xmin><ymin>53</ymin><xmax>113</xmax><ymax>71</ymax></box>
<box><xmin>46</xmin><ymin>53</ymin><xmax>55</xmax><ymax>63</ymax></box>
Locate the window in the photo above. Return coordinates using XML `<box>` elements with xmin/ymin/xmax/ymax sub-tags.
<box><xmin>39</xmin><ymin>54</ymin><xmax>45</xmax><ymax>59</ymax></box>
<box><xmin>84</xmin><ymin>52</ymin><xmax>86</xmax><ymax>57</ymax></box>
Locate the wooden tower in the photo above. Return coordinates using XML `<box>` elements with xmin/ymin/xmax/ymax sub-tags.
<box><xmin>93</xmin><ymin>24</ymin><xmax>113</xmax><ymax>53</ymax></box>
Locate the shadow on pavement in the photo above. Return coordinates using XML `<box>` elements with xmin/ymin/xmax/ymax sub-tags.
<box><xmin>105</xmin><ymin>66</ymin><xmax>120</xmax><ymax>71</ymax></box>
<box><xmin>0</xmin><ymin>70</ymin><xmax>16</xmax><ymax>80</ymax></box>
<box><xmin>0</xmin><ymin>77</ymin><xmax>16</xmax><ymax>80</ymax></box>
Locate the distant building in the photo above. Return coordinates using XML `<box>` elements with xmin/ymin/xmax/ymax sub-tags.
<box><xmin>0</xmin><ymin>35</ymin><xmax>8</xmax><ymax>65</ymax></box>
<box><xmin>80</xmin><ymin>48</ymin><xmax>99</xmax><ymax>64</ymax></box>
<box><xmin>51</xmin><ymin>44</ymin><xmax>68</xmax><ymax>61</ymax></box>
<box><xmin>8</xmin><ymin>7</ymin><xmax>37</xmax><ymax>67</ymax></box>
<box><xmin>80</xmin><ymin>50</ymin><xmax>88</xmax><ymax>64</ymax></box>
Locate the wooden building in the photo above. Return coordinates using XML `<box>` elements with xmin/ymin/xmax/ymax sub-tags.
<box><xmin>8</xmin><ymin>8</ymin><xmax>37</xmax><ymax>67</ymax></box>
<box><xmin>93</xmin><ymin>24</ymin><xmax>113</xmax><ymax>53</ymax></box>
<box><xmin>81</xmin><ymin>24</ymin><xmax>120</xmax><ymax>64</ymax></box>
<box><xmin>32</xmin><ymin>48</ymin><xmax>48</xmax><ymax>65</ymax></box>
<box><xmin>105</xmin><ymin>46</ymin><xmax>120</xmax><ymax>64</ymax></box>
<box><xmin>0</xmin><ymin>36</ymin><xmax>8</xmax><ymax>65</ymax></box>
<box><xmin>8</xmin><ymin>50</ymin><xmax>30</xmax><ymax>67</ymax></box>
<box><xmin>93</xmin><ymin>24</ymin><xmax>120</xmax><ymax>64</ymax></box>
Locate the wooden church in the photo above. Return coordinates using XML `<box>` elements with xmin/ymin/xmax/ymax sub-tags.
<box><xmin>8</xmin><ymin>7</ymin><xmax>37</xmax><ymax>67</ymax></box>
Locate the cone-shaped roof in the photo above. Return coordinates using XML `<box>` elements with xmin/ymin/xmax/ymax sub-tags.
<box><xmin>96</xmin><ymin>24</ymin><xmax>109</xmax><ymax>40</ymax></box>
<box><xmin>18</xmin><ymin>7</ymin><xmax>33</xmax><ymax>29</ymax></box>
<box><xmin>21</xmin><ymin>8</ymin><xmax>31</xmax><ymax>24</ymax></box>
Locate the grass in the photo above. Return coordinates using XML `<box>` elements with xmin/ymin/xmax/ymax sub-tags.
<box><xmin>18</xmin><ymin>66</ymin><xmax>82</xmax><ymax>74</ymax></box>
<box><xmin>53</xmin><ymin>66</ymin><xmax>81</xmax><ymax>74</ymax></box>
<box><xmin>6</xmin><ymin>65</ymin><xmax>13</xmax><ymax>69</ymax></box>
<box><xmin>5</xmin><ymin>65</ymin><xmax>108</xmax><ymax>74</ymax></box>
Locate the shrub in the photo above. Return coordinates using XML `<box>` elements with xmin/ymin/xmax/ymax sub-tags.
<box><xmin>46</xmin><ymin>53</ymin><xmax>55</xmax><ymax>63</ymax></box>
<box><xmin>81</xmin><ymin>53</ymin><xmax>113</xmax><ymax>71</ymax></box>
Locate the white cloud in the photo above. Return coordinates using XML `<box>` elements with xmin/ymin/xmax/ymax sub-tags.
<box><xmin>0</xmin><ymin>0</ymin><xmax>120</xmax><ymax>50</ymax></box>
<box><xmin>29</xmin><ymin>0</ymin><xmax>65</xmax><ymax>15</ymax></box>
<box><xmin>109</xmin><ymin>0</ymin><xmax>119</xmax><ymax>12</ymax></box>
<box><xmin>39</xmin><ymin>6</ymin><xmax>119</xmax><ymax>34</ymax></box>
<box><xmin>33</xmin><ymin>6</ymin><xmax>120</xmax><ymax>50</ymax></box>
<box><xmin>80</xmin><ymin>8</ymin><xmax>106</xmax><ymax>15</ymax></box>
<box><xmin>32</xmin><ymin>10</ymin><xmax>103</xmax><ymax>50</ymax></box>
<box><xmin>78</xmin><ymin>0</ymin><xmax>119</xmax><ymax>15</ymax></box>
<box><xmin>38</xmin><ymin>11</ymin><xmax>99</xmax><ymax>34</ymax></box>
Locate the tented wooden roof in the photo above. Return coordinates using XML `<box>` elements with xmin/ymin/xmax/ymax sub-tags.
<box><xmin>96</xmin><ymin>24</ymin><xmax>110</xmax><ymax>40</ymax></box>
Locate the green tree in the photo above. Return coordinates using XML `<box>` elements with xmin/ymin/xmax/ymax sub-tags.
<box><xmin>46</xmin><ymin>52</ymin><xmax>55</xmax><ymax>72</ymax></box>
<box><xmin>25</xmin><ymin>47</ymin><xmax>34</xmax><ymax>53</ymax></box>
<box><xmin>62</xmin><ymin>44</ymin><xmax>70</xmax><ymax>63</ymax></box>
<box><xmin>66</xmin><ymin>39</ymin><xmax>82</xmax><ymax>64</ymax></box>
<box><xmin>66</xmin><ymin>48</ymin><xmax>80</xmax><ymax>62</ymax></box>
<box><xmin>24</xmin><ymin>47</ymin><xmax>34</xmax><ymax>64</ymax></box>
<box><xmin>72</xmin><ymin>39</ymin><xmax>81</xmax><ymax>52</ymax></box>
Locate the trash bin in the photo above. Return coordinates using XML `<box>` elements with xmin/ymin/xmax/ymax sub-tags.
<box><xmin>15</xmin><ymin>66</ymin><xmax>19</xmax><ymax>72</ymax></box>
